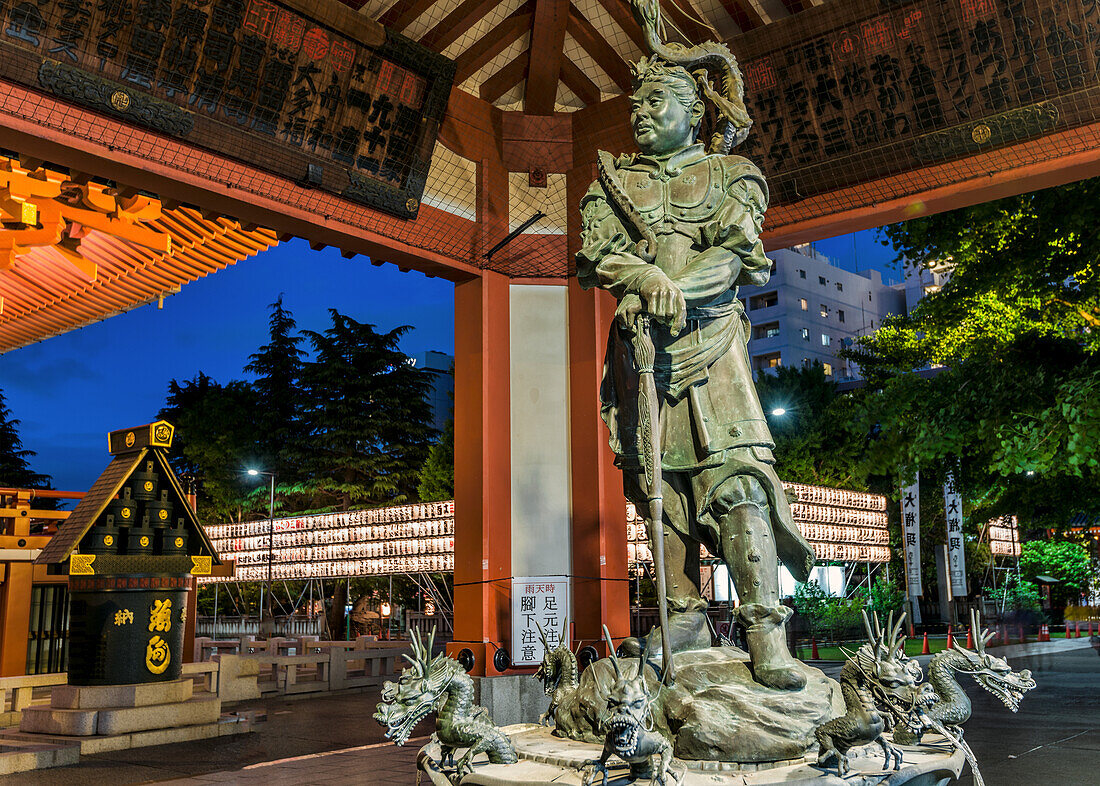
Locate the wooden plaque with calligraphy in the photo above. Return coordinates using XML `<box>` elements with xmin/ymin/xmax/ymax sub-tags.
<box><xmin>728</xmin><ymin>0</ymin><xmax>1100</xmax><ymax>208</ymax></box>
<box><xmin>0</xmin><ymin>0</ymin><xmax>455</xmax><ymax>219</ymax></box>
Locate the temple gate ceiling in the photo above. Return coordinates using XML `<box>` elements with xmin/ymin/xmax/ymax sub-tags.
<box><xmin>362</xmin><ymin>0</ymin><xmax>819</xmax><ymax>113</ymax></box>
<box><xmin>3</xmin><ymin>0</ymin><xmax>1100</xmax><ymax>350</ymax></box>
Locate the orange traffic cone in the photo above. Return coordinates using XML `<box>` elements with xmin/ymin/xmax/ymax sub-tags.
<box><xmin>1076</xmin><ymin>622</ymin><xmax>1082</xmax><ymax>638</ymax></box>
<box><xmin>811</xmin><ymin>638</ymin><xmax>820</xmax><ymax>660</ymax></box>
<box><xmin>946</xmin><ymin>625</ymin><xmax>954</xmax><ymax>649</ymax></box>
<box><xmin>921</xmin><ymin>631</ymin><xmax>930</xmax><ymax>655</ymax></box>
<box><xmin>1066</xmin><ymin>622</ymin><xmax>1072</xmax><ymax>639</ymax></box>
<box><xmin>966</xmin><ymin>626</ymin><xmax>974</xmax><ymax>649</ymax></box>
<box><xmin>1038</xmin><ymin>624</ymin><xmax>1048</xmax><ymax>642</ymax></box>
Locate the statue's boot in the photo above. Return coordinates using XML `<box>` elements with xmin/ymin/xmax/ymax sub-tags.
<box><xmin>618</xmin><ymin>610</ymin><xmax>711</xmax><ymax>663</ymax></box>
<box><xmin>737</xmin><ymin>603</ymin><xmax>806</xmax><ymax>691</ymax></box>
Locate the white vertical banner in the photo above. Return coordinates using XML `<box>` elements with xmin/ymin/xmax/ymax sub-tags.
<box><xmin>901</xmin><ymin>476</ymin><xmax>922</xmax><ymax>599</ymax></box>
<box><xmin>511</xmin><ymin>576</ymin><xmax>570</xmax><ymax>666</ymax></box>
<box><xmin>943</xmin><ymin>473</ymin><xmax>967</xmax><ymax>597</ymax></box>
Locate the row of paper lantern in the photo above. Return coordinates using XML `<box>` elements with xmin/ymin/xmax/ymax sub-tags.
<box><xmin>216</xmin><ymin>537</ymin><xmax>456</xmax><ymax>565</ymax></box>
<box><xmin>208</xmin><ymin>516</ymin><xmax>454</xmax><ymax>542</ymax></box>
<box><xmin>208</xmin><ymin>554</ymin><xmax>456</xmax><ymax>581</ymax></box>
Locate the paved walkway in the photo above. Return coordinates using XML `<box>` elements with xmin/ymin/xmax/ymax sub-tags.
<box><xmin>157</xmin><ymin>739</ymin><xmax>425</xmax><ymax>785</ymax></box>
<box><xmin>8</xmin><ymin>638</ymin><xmax>1097</xmax><ymax>785</ymax></box>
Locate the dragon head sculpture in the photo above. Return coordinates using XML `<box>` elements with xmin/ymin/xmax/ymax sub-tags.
<box><xmin>534</xmin><ymin>620</ymin><xmax>571</xmax><ymax>697</ymax></box>
<box><xmin>951</xmin><ymin>609</ymin><xmax>1036</xmax><ymax>712</ymax></box>
<box><xmin>374</xmin><ymin>628</ymin><xmax>456</xmax><ymax>746</ymax></box>
<box><xmin>600</xmin><ymin>625</ymin><xmax>663</xmax><ymax>763</ymax></box>
<box><xmin>852</xmin><ymin>610</ymin><xmax>924</xmax><ymax>718</ymax></box>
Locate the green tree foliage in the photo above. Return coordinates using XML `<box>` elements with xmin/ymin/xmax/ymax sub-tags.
<box><xmin>157</xmin><ymin>372</ymin><xmax>261</xmax><ymax>520</ymax></box>
<box><xmin>244</xmin><ymin>294</ymin><xmax>306</xmax><ymax>480</ymax></box>
<box><xmin>754</xmin><ymin>363</ymin><xmax>870</xmax><ymax>490</ymax></box>
<box><xmin>417</xmin><ymin>417</ymin><xmax>454</xmax><ymax>502</ymax></box>
<box><xmin>297</xmin><ymin>312</ymin><xmax>436</xmax><ymax>510</ymax></box>
<box><xmin>866</xmin><ymin>576</ymin><xmax>905</xmax><ymax>616</ymax></box>
<box><xmin>997</xmin><ymin>573</ymin><xmax>1043</xmax><ymax>615</ymax></box>
<box><xmin>845</xmin><ymin>179</ymin><xmax>1100</xmax><ymax>530</ymax></box>
<box><xmin>0</xmin><ymin>386</ymin><xmax>50</xmax><ymax>488</ymax></box>
<box><xmin>1020</xmin><ymin>539</ymin><xmax>1094</xmax><ymax>607</ymax></box>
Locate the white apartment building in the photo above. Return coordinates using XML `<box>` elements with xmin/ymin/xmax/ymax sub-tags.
<box><xmin>742</xmin><ymin>244</ymin><xmax>907</xmax><ymax>380</ymax></box>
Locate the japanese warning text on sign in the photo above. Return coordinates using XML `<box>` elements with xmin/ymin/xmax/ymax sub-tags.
<box><xmin>943</xmin><ymin>473</ymin><xmax>967</xmax><ymax>597</ymax></box>
<box><xmin>511</xmin><ymin>576</ymin><xmax>569</xmax><ymax>667</ymax></box>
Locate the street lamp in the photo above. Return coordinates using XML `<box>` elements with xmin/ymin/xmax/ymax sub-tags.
<box><xmin>770</xmin><ymin>407</ymin><xmax>787</xmax><ymax>416</ymax></box>
<box><xmin>246</xmin><ymin>468</ymin><xmax>276</xmax><ymax>638</ymax></box>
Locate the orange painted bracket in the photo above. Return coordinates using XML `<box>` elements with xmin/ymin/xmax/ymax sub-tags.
<box><xmin>0</xmin><ymin>535</ymin><xmax>51</xmax><ymax>548</ymax></box>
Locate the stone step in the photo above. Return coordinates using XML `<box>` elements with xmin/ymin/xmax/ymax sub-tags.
<box><xmin>0</xmin><ymin>736</ymin><xmax>80</xmax><ymax>776</ymax></box>
<box><xmin>49</xmin><ymin>678</ymin><xmax>193</xmax><ymax>709</ymax></box>
<box><xmin>20</xmin><ymin>694</ymin><xmax>221</xmax><ymax>737</ymax></box>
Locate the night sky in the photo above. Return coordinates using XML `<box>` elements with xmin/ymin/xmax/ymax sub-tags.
<box><xmin>0</xmin><ymin>228</ymin><xmax>897</xmax><ymax>496</ymax></box>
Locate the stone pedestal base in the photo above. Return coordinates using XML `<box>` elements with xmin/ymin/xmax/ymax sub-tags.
<box><xmin>554</xmin><ymin>646</ymin><xmax>843</xmax><ymax>763</ymax></box>
<box><xmin>20</xmin><ymin>679</ymin><xmax>219</xmax><ymax>737</ymax></box>
<box><xmin>2</xmin><ymin>678</ymin><xmax>258</xmax><ymax>773</ymax></box>
<box><xmin>417</xmin><ymin>725</ymin><xmax>966</xmax><ymax>785</ymax></box>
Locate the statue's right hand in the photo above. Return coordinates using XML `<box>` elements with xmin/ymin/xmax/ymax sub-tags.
<box><xmin>639</xmin><ymin>275</ymin><xmax>686</xmax><ymax>336</ymax></box>
<box><xmin>616</xmin><ymin>294</ymin><xmax>644</xmax><ymax>330</ymax></box>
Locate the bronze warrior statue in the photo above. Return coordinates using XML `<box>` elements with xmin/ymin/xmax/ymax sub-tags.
<box><xmin>576</xmin><ymin>1</ymin><xmax>814</xmax><ymax>691</ymax></box>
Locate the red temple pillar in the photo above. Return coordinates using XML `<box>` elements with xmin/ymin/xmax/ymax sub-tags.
<box><xmin>449</xmin><ymin>271</ymin><xmax>512</xmax><ymax>676</ymax></box>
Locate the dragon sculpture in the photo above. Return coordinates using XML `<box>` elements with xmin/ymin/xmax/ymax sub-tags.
<box><xmin>630</xmin><ymin>0</ymin><xmax>753</xmax><ymax>154</ymax></box>
<box><xmin>374</xmin><ymin>628</ymin><xmax>517</xmax><ymax>777</ymax></box>
<box><xmin>894</xmin><ymin>609</ymin><xmax>1036</xmax><ymax>743</ymax></box>
<box><xmin>885</xmin><ymin>609</ymin><xmax>1037</xmax><ymax>786</ymax></box>
<box><xmin>815</xmin><ymin>611</ymin><xmax>920</xmax><ymax>778</ymax></box>
<box><xmin>534</xmin><ymin>621</ymin><xmax>579</xmax><ymax>727</ymax></box>
<box><xmin>583</xmin><ymin>626</ymin><xmax>676</xmax><ymax>786</ymax></box>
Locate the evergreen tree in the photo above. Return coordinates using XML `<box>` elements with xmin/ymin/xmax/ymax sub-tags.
<box><xmin>244</xmin><ymin>295</ymin><xmax>306</xmax><ymax>480</ymax></box>
<box><xmin>297</xmin><ymin>311</ymin><xmax>436</xmax><ymax>510</ymax></box>
<box><xmin>0</xmin><ymin>386</ymin><xmax>50</xmax><ymax>488</ymax></box>
<box><xmin>158</xmin><ymin>372</ymin><xmax>262</xmax><ymax>520</ymax></box>
<box><xmin>417</xmin><ymin>417</ymin><xmax>454</xmax><ymax>501</ymax></box>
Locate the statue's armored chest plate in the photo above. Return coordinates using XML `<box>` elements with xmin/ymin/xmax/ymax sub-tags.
<box><xmin>620</xmin><ymin>157</ymin><xmax>724</xmax><ymax>231</ymax></box>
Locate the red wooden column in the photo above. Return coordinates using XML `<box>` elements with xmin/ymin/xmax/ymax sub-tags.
<box><xmin>449</xmin><ymin>272</ymin><xmax>513</xmax><ymax>676</ymax></box>
<box><xmin>0</xmin><ymin>492</ymin><xmax>33</xmax><ymax>676</ymax></box>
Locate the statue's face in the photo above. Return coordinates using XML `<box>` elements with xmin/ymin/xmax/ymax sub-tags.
<box><xmin>630</xmin><ymin>80</ymin><xmax>699</xmax><ymax>156</ymax></box>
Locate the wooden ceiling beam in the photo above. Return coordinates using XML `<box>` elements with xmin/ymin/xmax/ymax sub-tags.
<box><xmin>377</xmin><ymin>0</ymin><xmax>437</xmax><ymax>32</ymax></box>
<box><xmin>661</xmin><ymin>0</ymin><xmax>716</xmax><ymax>46</ymax></box>
<box><xmin>718</xmin><ymin>0</ymin><xmax>769</xmax><ymax>31</ymax></box>
<box><xmin>593</xmin><ymin>0</ymin><xmax>647</xmax><ymax>55</ymax></box>
<box><xmin>453</xmin><ymin>1</ymin><xmax>533</xmax><ymax>83</ymax></box>
<box><xmin>420</xmin><ymin>0</ymin><xmax>506</xmax><ymax>54</ymax></box>
<box><xmin>777</xmin><ymin>0</ymin><xmax>819</xmax><ymax>14</ymax></box>
<box><xmin>560</xmin><ymin>57</ymin><xmax>601</xmax><ymax>106</ymax></box>
<box><xmin>524</xmin><ymin>0</ymin><xmax>569</xmax><ymax>115</ymax></box>
<box><xmin>480</xmin><ymin>53</ymin><xmax>528</xmax><ymax>103</ymax></box>
<box><xmin>566</xmin><ymin>5</ymin><xmax>632</xmax><ymax>93</ymax></box>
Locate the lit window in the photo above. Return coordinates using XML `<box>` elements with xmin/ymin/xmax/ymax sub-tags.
<box><xmin>823</xmin><ymin>362</ymin><xmax>833</xmax><ymax>376</ymax></box>
<box><xmin>820</xmin><ymin>304</ymin><xmax>828</xmax><ymax>318</ymax></box>
<box><xmin>766</xmin><ymin>325</ymin><xmax>780</xmax><ymax>338</ymax></box>
<box><xmin>821</xmin><ymin>334</ymin><xmax>831</xmax><ymax>347</ymax></box>
<box><xmin>819</xmin><ymin>276</ymin><xmax>827</xmax><ymax>285</ymax></box>
<box><xmin>838</xmin><ymin>310</ymin><xmax>845</xmax><ymax>324</ymax></box>
<box><xmin>799</xmin><ymin>298</ymin><xmax>808</xmax><ymax>311</ymax></box>
<box><xmin>801</xmin><ymin>328</ymin><xmax>809</xmax><ymax>341</ymax></box>
<box><xmin>799</xmin><ymin>269</ymin><xmax>806</xmax><ymax>279</ymax></box>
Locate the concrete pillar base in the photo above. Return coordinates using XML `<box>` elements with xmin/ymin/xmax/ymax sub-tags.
<box><xmin>473</xmin><ymin>675</ymin><xmax>551</xmax><ymax>727</ymax></box>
